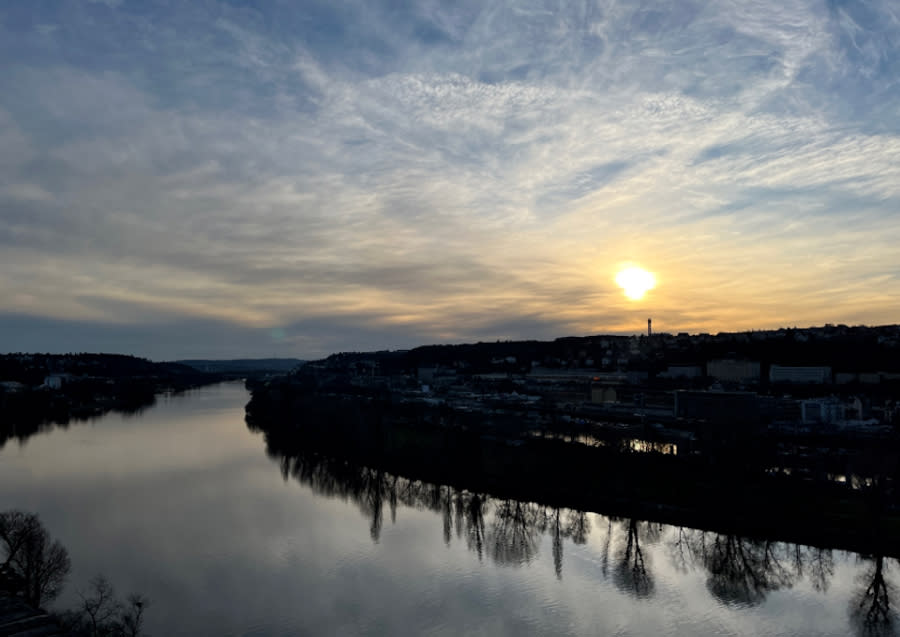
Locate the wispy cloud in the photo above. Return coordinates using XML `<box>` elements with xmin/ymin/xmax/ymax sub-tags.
<box><xmin>1</xmin><ymin>0</ymin><xmax>899</xmax><ymax>357</ymax></box>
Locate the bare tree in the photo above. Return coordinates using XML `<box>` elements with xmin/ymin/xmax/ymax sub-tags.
<box><xmin>119</xmin><ymin>593</ymin><xmax>149</xmax><ymax>637</ymax></box>
<box><xmin>850</xmin><ymin>555</ymin><xmax>896</xmax><ymax>637</ymax></box>
<box><xmin>0</xmin><ymin>510</ymin><xmax>71</xmax><ymax>608</ymax></box>
<box><xmin>669</xmin><ymin>526</ymin><xmax>696</xmax><ymax>574</ymax></box>
<box><xmin>699</xmin><ymin>535</ymin><xmax>794</xmax><ymax>606</ymax></box>
<box><xmin>548</xmin><ymin>507</ymin><xmax>564</xmax><ymax>580</ymax></box>
<box><xmin>59</xmin><ymin>575</ymin><xmax>151</xmax><ymax>637</ymax></box>
<box><xmin>462</xmin><ymin>493</ymin><xmax>487</xmax><ymax>561</ymax></box>
<box><xmin>79</xmin><ymin>575</ymin><xmax>121</xmax><ymax>636</ymax></box>
<box><xmin>487</xmin><ymin>500</ymin><xmax>545</xmax><ymax>566</ymax></box>
<box><xmin>613</xmin><ymin>518</ymin><xmax>655</xmax><ymax>599</ymax></box>
<box><xmin>0</xmin><ymin>510</ymin><xmax>42</xmax><ymax>570</ymax></box>
<box><xmin>565</xmin><ymin>510</ymin><xmax>590</xmax><ymax>546</ymax></box>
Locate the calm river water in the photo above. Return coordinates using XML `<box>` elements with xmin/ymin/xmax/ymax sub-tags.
<box><xmin>0</xmin><ymin>382</ymin><xmax>896</xmax><ymax>636</ymax></box>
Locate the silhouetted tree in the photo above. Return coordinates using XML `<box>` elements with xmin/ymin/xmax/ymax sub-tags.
<box><xmin>360</xmin><ymin>468</ymin><xmax>386</xmax><ymax>542</ymax></box>
<box><xmin>488</xmin><ymin>500</ymin><xmax>542</xmax><ymax>566</ymax></box>
<box><xmin>670</xmin><ymin>530</ymin><xmax>838</xmax><ymax>607</ymax></box>
<box><xmin>59</xmin><ymin>574</ymin><xmax>150</xmax><ymax>637</ymax></box>
<box><xmin>0</xmin><ymin>510</ymin><xmax>70</xmax><ymax>607</ymax></box>
<box><xmin>692</xmin><ymin>533</ymin><xmax>794</xmax><ymax>606</ymax></box>
<box><xmin>600</xmin><ymin>518</ymin><xmax>613</xmax><ymax>579</ymax></box>
<box><xmin>612</xmin><ymin>518</ymin><xmax>654</xmax><ymax>598</ymax></box>
<box><xmin>565</xmin><ymin>510</ymin><xmax>590</xmax><ymax>546</ymax></box>
<box><xmin>544</xmin><ymin>507</ymin><xmax>590</xmax><ymax>580</ymax></box>
<box><xmin>669</xmin><ymin>526</ymin><xmax>695</xmax><ymax>574</ymax></box>
<box><xmin>850</xmin><ymin>555</ymin><xmax>897</xmax><ymax>637</ymax></box>
<box><xmin>439</xmin><ymin>486</ymin><xmax>453</xmax><ymax>546</ymax></box>
<box><xmin>78</xmin><ymin>575</ymin><xmax>120</xmax><ymax>635</ymax></box>
<box><xmin>792</xmin><ymin>545</ymin><xmax>834</xmax><ymax>594</ymax></box>
<box><xmin>548</xmin><ymin>508</ymin><xmax>564</xmax><ymax>580</ymax></box>
<box><xmin>462</xmin><ymin>493</ymin><xmax>487</xmax><ymax>561</ymax></box>
<box><xmin>119</xmin><ymin>593</ymin><xmax>149</xmax><ymax>637</ymax></box>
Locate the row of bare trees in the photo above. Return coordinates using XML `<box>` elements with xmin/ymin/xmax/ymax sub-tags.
<box><xmin>0</xmin><ymin>510</ymin><xmax>148</xmax><ymax>636</ymax></box>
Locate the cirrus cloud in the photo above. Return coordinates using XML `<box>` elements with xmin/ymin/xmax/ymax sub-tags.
<box><xmin>1</xmin><ymin>0</ymin><xmax>899</xmax><ymax>358</ymax></box>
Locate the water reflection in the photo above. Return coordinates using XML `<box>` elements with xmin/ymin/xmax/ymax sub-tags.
<box><xmin>852</xmin><ymin>555</ymin><xmax>898</xmax><ymax>636</ymax></box>
<box><xmin>275</xmin><ymin>448</ymin><xmax>555</xmax><ymax>568</ymax></box>
<box><xmin>0</xmin><ymin>395</ymin><xmax>158</xmax><ymax>450</ymax></box>
<box><xmin>670</xmin><ymin>529</ymin><xmax>898</xmax><ymax>636</ymax></box>
<box><xmin>613</xmin><ymin>518</ymin><xmax>658</xmax><ymax>598</ymax></box>
<box><xmin>703</xmin><ymin>534</ymin><xmax>793</xmax><ymax>606</ymax></box>
<box><xmin>2</xmin><ymin>382</ymin><xmax>899</xmax><ymax>635</ymax></box>
<box><xmin>257</xmin><ymin>426</ymin><xmax>900</xmax><ymax>637</ymax></box>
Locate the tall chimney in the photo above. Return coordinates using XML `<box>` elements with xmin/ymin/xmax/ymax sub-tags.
<box><xmin>648</xmin><ymin>318</ymin><xmax>652</xmax><ymax>337</ymax></box>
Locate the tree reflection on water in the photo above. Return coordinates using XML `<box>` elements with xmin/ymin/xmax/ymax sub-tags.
<box><xmin>695</xmin><ymin>533</ymin><xmax>794</xmax><ymax>606</ymax></box>
<box><xmin>612</xmin><ymin>518</ymin><xmax>658</xmax><ymax>598</ymax></box>
<box><xmin>259</xmin><ymin>431</ymin><xmax>899</xmax><ymax>634</ymax></box>
<box><xmin>852</xmin><ymin>554</ymin><xmax>898</xmax><ymax>637</ymax></box>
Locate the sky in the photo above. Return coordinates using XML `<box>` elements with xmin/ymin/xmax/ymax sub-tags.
<box><xmin>1</xmin><ymin>0</ymin><xmax>900</xmax><ymax>360</ymax></box>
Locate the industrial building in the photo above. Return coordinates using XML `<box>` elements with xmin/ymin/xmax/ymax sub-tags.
<box><xmin>707</xmin><ymin>359</ymin><xmax>761</xmax><ymax>384</ymax></box>
<box><xmin>769</xmin><ymin>365</ymin><xmax>832</xmax><ymax>384</ymax></box>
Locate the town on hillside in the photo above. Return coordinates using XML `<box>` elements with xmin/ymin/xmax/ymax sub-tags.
<box><xmin>281</xmin><ymin>323</ymin><xmax>900</xmax><ymax>434</ymax></box>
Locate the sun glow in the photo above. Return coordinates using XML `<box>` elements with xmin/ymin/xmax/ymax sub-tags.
<box><xmin>615</xmin><ymin>266</ymin><xmax>656</xmax><ymax>301</ymax></box>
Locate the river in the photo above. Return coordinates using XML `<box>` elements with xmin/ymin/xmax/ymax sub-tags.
<box><xmin>0</xmin><ymin>382</ymin><xmax>895</xmax><ymax>636</ymax></box>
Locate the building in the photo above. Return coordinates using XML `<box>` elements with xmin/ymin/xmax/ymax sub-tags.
<box><xmin>800</xmin><ymin>398</ymin><xmax>845</xmax><ymax>424</ymax></box>
<box><xmin>659</xmin><ymin>365</ymin><xmax>702</xmax><ymax>379</ymax></box>
<box><xmin>707</xmin><ymin>359</ymin><xmax>761</xmax><ymax>384</ymax></box>
<box><xmin>590</xmin><ymin>387</ymin><xmax>617</xmax><ymax>404</ymax></box>
<box><xmin>836</xmin><ymin>372</ymin><xmax>882</xmax><ymax>385</ymax></box>
<box><xmin>674</xmin><ymin>390</ymin><xmax>760</xmax><ymax>425</ymax></box>
<box><xmin>43</xmin><ymin>374</ymin><xmax>70</xmax><ymax>389</ymax></box>
<box><xmin>769</xmin><ymin>365</ymin><xmax>832</xmax><ymax>384</ymax></box>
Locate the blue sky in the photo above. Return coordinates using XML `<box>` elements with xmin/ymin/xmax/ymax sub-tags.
<box><xmin>1</xmin><ymin>0</ymin><xmax>899</xmax><ymax>359</ymax></box>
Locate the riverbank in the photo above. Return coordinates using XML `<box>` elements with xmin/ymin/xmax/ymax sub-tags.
<box><xmin>246</xmin><ymin>386</ymin><xmax>900</xmax><ymax>558</ymax></box>
<box><xmin>0</xmin><ymin>353</ymin><xmax>223</xmax><ymax>448</ymax></box>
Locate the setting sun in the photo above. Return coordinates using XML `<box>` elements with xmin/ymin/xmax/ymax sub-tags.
<box><xmin>615</xmin><ymin>266</ymin><xmax>656</xmax><ymax>301</ymax></box>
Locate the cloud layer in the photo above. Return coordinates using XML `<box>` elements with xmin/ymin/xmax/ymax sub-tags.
<box><xmin>2</xmin><ymin>0</ymin><xmax>900</xmax><ymax>358</ymax></box>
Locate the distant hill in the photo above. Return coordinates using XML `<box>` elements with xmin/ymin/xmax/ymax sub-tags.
<box><xmin>175</xmin><ymin>358</ymin><xmax>305</xmax><ymax>374</ymax></box>
<box><xmin>303</xmin><ymin>323</ymin><xmax>900</xmax><ymax>376</ymax></box>
<box><xmin>0</xmin><ymin>352</ymin><xmax>207</xmax><ymax>385</ymax></box>
<box><xmin>0</xmin><ymin>353</ymin><xmax>223</xmax><ymax>447</ymax></box>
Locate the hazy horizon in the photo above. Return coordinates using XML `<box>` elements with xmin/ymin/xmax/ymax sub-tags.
<box><xmin>2</xmin><ymin>319</ymin><xmax>893</xmax><ymax>363</ymax></box>
<box><xmin>2</xmin><ymin>1</ymin><xmax>899</xmax><ymax>359</ymax></box>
